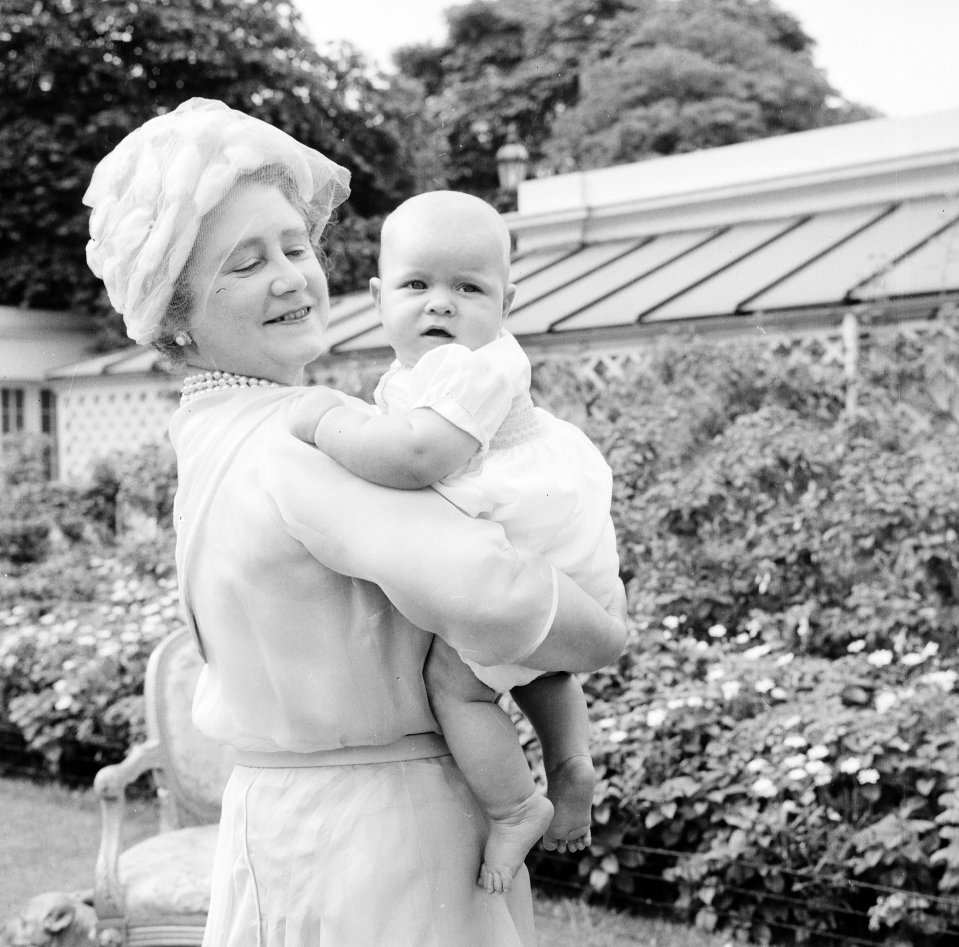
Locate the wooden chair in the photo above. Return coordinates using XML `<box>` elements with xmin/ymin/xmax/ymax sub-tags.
<box><xmin>92</xmin><ymin>629</ymin><xmax>234</xmax><ymax>947</ymax></box>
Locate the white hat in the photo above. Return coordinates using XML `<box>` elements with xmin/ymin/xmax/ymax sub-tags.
<box><xmin>84</xmin><ymin>98</ymin><xmax>351</xmax><ymax>344</ymax></box>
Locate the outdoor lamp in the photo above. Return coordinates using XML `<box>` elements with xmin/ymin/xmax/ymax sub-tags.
<box><xmin>495</xmin><ymin>125</ymin><xmax>530</xmax><ymax>192</ymax></box>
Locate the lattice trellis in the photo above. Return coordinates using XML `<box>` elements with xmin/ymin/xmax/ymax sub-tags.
<box><xmin>50</xmin><ymin>311</ymin><xmax>959</xmax><ymax>483</ymax></box>
<box><xmin>56</xmin><ymin>378</ymin><xmax>179</xmax><ymax>483</ymax></box>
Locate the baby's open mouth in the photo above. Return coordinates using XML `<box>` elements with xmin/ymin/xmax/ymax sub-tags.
<box><xmin>422</xmin><ymin>327</ymin><xmax>453</xmax><ymax>338</ymax></box>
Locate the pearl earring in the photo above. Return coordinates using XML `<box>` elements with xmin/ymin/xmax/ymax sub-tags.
<box><xmin>174</xmin><ymin>331</ymin><xmax>193</xmax><ymax>347</ymax></box>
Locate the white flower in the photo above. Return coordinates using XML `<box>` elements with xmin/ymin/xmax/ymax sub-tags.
<box><xmin>805</xmin><ymin>759</ymin><xmax>827</xmax><ymax>776</ymax></box>
<box><xmin>752</xmin><ymin>777</ymin><xmax>777</xmax><ymax>798</ymax></box>
<box><xmin>708</xmin><ymin>624</ymin><xmax>727</xmax><ymax>638</ymax></box>
<box><xmin>839</xmin><ymin>757</ymin><xmax>862</xmax><ymax>774</ymax></box>
<box><xmin>783</xmin><ymin>715</ymin><xmax>803</xmax><ymax>729</ymax></box>
<box><xmin>858</xmin><ymin>768</ymin><xmax>880</xmax><ymax>785</ymax></box>
<box><xmin>783</xmin><ymin>734</ymin><xmax>808</xmax><ymax>749</ymax></box>
<box><xmin>875</xmin><ymin>691</ymin><xmax>897</xmax><ymax>713</ymax></box>
<box><xmin>735</xmin><ymin>632</ymin><xmax>751</xmax><ymax>644</ymax></box>
<box><xmin>720</xmin><ymin>681</ymin><xmax>741</xmax><ymax>700</ymax></box>
<box><xmin>867</xmin><ymin>650</ymin><xmax>893</xmax><ymax>667</ymax></box>
<box><xmin>662</xmin><ymin>615</ymin><xmax>681</xmax><ymax>630</ymax></box>
<box><xmin>609</xmin><ymin>730</ymin><xmax>628</xmax><ymax>743</ymax></box>
<box><xmin>667</xmin><ymin>697</ymin><xmax>686</xmax><ymax>710</ymax></box>
<box><xmin>775</xmin><ymin>653</ymin><xmax>794</xmax><ymax>666</ymax></box>
<box><xmin>919</xmin><ymin>669</ymin><xmax>958</xmax><ymax>692</ymax></box>
<box><xmin>743</xmin><ymin>643</ymin><xmax>772</xmax><ymax>660</ymax></box>
<box><xmin>900</xmin><ymin>644</ymin><xmax>938</xmax><ymax>666</ymax></box>
<box><xmin>707</xmin><ymin>666</ymin><xmax>726</xmax><ymax>681</ymax></box>
<box><xmin>686</xmin><ymin>695</ymin><xmax>704</xmax><ymax>708</ymax></box>
<box><xmin>598</xmin><ymin>717</ymin><xmax>617</xmax><ymax>729</ymax></box>
<box><xmin>754</xmin><ymin>677</ymin><xmax>775</xmax><ymax>693</ymax></box>
<box><xmin>807</xmin><ymin>744</ymin><xmax>829</xmax><ymax>760</ymax></box>
<box><xmin>747</xmin><ymin>758</ymin><xmax>770</xmax><ymax>773</ymax></box>
<box><xmin>847</xmin><ymin>640</ymin><xmax>866</xmax><ymax>653</ymax></box>
<box><xmin>783</xmin><ymin>754</ymin><xmax>807</xmax><ymax>769</ymax></box>
<box><xmin>781</xmin><ymin>800</ymin><xmax>799</xmax><ymax>814</ymax></box>
<box><xmin>813</xmin><ymin>766</ymin><xmax>834</xmax><ymax>786</ymax></box>
<box><xmin>771</xmin><ymin>687</ymin><xmax>789</xmax><ymax>702</ymax></box>
<box><xmin>787</xmin><ymin>768</ymin><xmax>808</xmax><ymax>781</ymax></box>
<box><xmin>646</xmin><ymin>708</ymin><xmax>667</xmax><ymax>728</ymax></box>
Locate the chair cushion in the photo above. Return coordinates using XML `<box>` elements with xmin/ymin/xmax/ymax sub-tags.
<box><xmin>118</xmin><ymin>825</ymin><xmax>218</xmax><ymax>921</ymax></box>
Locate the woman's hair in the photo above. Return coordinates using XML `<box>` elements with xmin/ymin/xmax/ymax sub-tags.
<box><xmin>152</xmin><ymin>165</ymin><xmax>330</xmax><ymax>366</ymax></box>
<box><xmin>84</xmin><ymin>98</ymin><xmax>350</xmax><ymax>349</ymax></box>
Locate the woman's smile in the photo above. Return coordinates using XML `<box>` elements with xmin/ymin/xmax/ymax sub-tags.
<box><xmin>265</xmin><ymin>305</ymin><xmax>313</xmax><ymax>325</ymax></box>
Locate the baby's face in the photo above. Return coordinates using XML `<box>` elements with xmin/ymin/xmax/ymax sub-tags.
<box><xmin>371</xmin><ymin>213</ymin><xmax>515</xmax><ymax>367</ymax></box>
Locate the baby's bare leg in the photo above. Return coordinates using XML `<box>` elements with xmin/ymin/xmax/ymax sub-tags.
<box><xmin>511</xmin><ymin>673</ymin><xmax>595</xmax><ymax>853</ymax></box>
<box><xmin>425</xmin><ymin>637</ymin><xmax>553</xmax><ymax>894</ymax></box>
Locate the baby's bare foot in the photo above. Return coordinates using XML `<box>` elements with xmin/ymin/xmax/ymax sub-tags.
<box><xmin>478</xmin><ymin>792</ymin><xmax>554</xmax><ymax>895</ymax></box>
<box><xmin>543</xmin><ymin>754</ymin><xmax>595</xmax><ymax>853</ymax></box>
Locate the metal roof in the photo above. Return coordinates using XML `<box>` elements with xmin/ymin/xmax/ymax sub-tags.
<box><xmin>321</xmin><ymin>191</ymin><xmax>959</xmax><ymax>359</ymax></box>
<box><xmin>39</xmin><ymin>107</ymin><xmax>959</xmax><ymax>379</ymax></box>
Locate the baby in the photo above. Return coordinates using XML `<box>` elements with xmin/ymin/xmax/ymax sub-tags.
<box><xmin>290</xmin><ymin>190</ymin><xmax>622</xmax><ymax>893</ymax></box>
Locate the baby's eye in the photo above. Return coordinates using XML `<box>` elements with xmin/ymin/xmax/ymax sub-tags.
<box><xmin>406</xmin><ymin>279</ymin><xmax>428</xmax><ymax>290</ymax></box>
<box><xmin>460</xmin><ymin>283</ymin><xmax>482</xmax><ymax>293</ymax></box>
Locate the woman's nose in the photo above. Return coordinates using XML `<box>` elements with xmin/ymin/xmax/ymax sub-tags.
<box><xmin>270</xmin><ymin>258</ymin><xmax>308</xmax><ymax>295</ymax></box>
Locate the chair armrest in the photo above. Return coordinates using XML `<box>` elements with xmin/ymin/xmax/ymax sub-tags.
<box><xmin>93</xmin><ymin>739</ymin><xmax>162</xmax><ymax>920</ymax></box>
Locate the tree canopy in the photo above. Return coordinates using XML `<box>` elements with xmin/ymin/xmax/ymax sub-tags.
<box><xmin>0</xmin><ymin>0</ymin><xmax>420</xmax><ymax>343</ymax></box>
<box><xmin>395</xmin><ymin>0</ymin><xmax>877</xmax><ymax>200</ymax></box>
<box><xmin>1</xmin><ymin>0</ymin><xmax>883</xmax><ymax>346</ymax></box>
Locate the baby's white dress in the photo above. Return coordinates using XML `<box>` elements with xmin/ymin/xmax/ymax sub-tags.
<box><xmin>375</xmin><ymin>331</ymin><xmax>622</xmax><ymax>691</ymax></box>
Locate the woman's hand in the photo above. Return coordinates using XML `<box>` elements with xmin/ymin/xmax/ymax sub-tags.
<box><xmin>287</xmin><ymin>388</ymin><xmax>344</xmax><ymax>444</ymax></box>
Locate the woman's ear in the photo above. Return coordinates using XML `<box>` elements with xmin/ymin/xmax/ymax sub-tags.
<box><xmin>502</xmin><ymin>283</ymin><xmax>517</xmax><ymax>319</ymax></box>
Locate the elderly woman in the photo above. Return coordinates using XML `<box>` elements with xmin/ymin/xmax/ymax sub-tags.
<box><xmin>84</xmin><ymin>99</ymin><xmax>625</xmax><ymax>946</ymax></box>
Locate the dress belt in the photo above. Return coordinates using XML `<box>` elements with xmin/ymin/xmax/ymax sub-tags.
<box><xmin>235</xmin><ymin>732</ymin><xmax>450</xmax><ymax>768</ymax></box>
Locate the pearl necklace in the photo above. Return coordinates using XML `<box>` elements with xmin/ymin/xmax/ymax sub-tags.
<box><xmin>180</xmin><ymin>370</ymin><xmax>282</xmax><ymax>404</ymax></box>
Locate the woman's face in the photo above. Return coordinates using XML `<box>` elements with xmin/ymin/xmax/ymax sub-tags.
<box><xmin>186</xmin><ymin>181</ymin><xmax>329</xmax><ymax>385</ymax></box>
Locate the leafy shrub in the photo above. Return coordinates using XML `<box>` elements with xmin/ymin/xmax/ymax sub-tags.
<box><xmin>531</xmin><ymin>324</ymin><xmax>959</xmax><ymax>662</ymax></box>
<box><xmin>0</xmin><ymin>535</ymin><xmax>181</xmax><ymax>779</ymax></box>
<box><xmin>519</xmin><ymin>621</ymin><xmax>959</xmax><ymax>945</ymax></box>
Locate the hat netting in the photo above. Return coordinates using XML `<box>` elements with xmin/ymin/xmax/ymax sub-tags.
<box><xmin>84</xmin><ymin>98</ymin><xmax>351</xmax><ymax>346</ymax></box>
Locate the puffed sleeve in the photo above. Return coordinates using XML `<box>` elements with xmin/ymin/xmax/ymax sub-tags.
<box><xmin>261</xmin><ymin>428</ymin><xmax>558</xmax><ymax>667</ymax></box>
<box><xmin>406</xmin><ymin>332</ymin><xmax>531</xmax><ymax>452</ymax></box>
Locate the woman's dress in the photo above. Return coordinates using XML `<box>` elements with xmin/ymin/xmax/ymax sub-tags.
<box><xmin>170</xmin><ymin>386</ymin><xmax>553</xmax><ymax>945</ymax></box>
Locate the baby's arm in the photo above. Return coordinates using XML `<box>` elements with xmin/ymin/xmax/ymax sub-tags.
<box><xmin>288</xmin><ymin>388</ymin><xmax>479</xmax><ymax>489</ymax></box>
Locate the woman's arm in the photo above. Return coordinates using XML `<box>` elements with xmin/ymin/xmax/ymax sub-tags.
<box><xmin>289</xmin><ymin>389</ymin><xmax>479</xmax><ymax>489</ymax></box>
<box><xmin>266</xmin><ymin>435</ymin><xmax>626</xmax><ymax>671</ymax></box>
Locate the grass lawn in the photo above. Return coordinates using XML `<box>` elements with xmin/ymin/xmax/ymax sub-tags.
<box><xmin>0</xmin><ymin>776</ymin><xmax>729</xmax><ymax>946</ymax></box>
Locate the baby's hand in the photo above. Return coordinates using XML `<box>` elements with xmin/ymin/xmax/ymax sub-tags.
<box><xmin>288</xmin><ymin>387</ymin><xmax>343</xmax><ymax>444</ymax></box>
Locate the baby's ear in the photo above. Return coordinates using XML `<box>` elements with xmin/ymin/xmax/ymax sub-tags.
<box><xmin>369</xmin><ymin>277</ymin><xmax>382</xmax><ymax>309</ymax></box>
<box><xmin>503</xmin><ymin>283</ymin><xmax>517</xmax><ymax>318</ymax></box>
